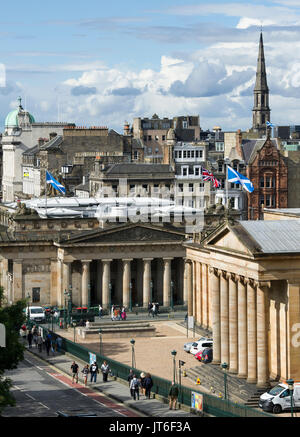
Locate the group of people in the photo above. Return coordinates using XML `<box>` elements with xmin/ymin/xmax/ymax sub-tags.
<box><xmin>127</xmin><ymin>369</ymin><xmax>153</xmax><ymax>401</ymax></box>
<box><xmin>70</xmin><ymin>360</ymin><xmax>110</xmax><ymax>386</ymax></box>
<box><xmin>111</xmin><ymin>305</ymin><xmax>127</xmax><ymax>321</ymax></box>
<box><xmin>26</xmin><ymin>325</ymin><xmax>62</xmax><ymax>355</ymax></box>
<box><xmin>148</xmin><ymin>302</ymin><xmax>159</xmax><ymax>318</ymax></box>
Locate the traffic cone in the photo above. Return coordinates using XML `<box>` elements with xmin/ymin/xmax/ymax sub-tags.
<box><xmin>183</xmin><ymin>370</ymin><xmax>187</xmax><ymax>377</ymax></box>
<box><xmin>196</xmin><ymin>377</ymin><xmax>201</xmax><ymax>385</ymax></box>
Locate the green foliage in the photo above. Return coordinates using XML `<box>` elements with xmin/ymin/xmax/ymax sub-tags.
<box><xmin>0</xmin><ymin>287</ymin><xmax>26</xmax><ymax>414</ymax></box>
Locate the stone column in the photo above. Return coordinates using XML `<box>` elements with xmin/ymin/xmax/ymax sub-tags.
<box><xmin>220</xmin><ymin>271</ymin><xmax>229</xmax><ymax>365</ymax></box>
<box><xmin>62</xmin><ymin>261</ymin><xmax>72</xmax><ymax>295</ymax></box>
<box><xmin>81</xmin><ymin>260</ymin><xmax>91</xmax><ymax>307</ymax></box>
<box><xmin>50</xmin><ymin>259</ymin><xmax>58</xmax><ymax>306</ymax></box>
<box><xmin>102</xmin><ymin>259</ymin><xmax>112</xmax><ymax>309</ymax></box>
<box><xmin>237</xmin><ymin>276</ymin><xmax>247</xmax><ymax>378</ymax></box>
<box><xmin>57</xmin><ymin>260</ymin><xmax>63</xmax><ymax>307</ymax></box>
<box><xmin>209</xmin><ymin>267</ymin><xmax>221</xmax><ymax>364</ymax></box>
<box><xmin>122</xmin><ymin>259</ymin><xmax>133</xmax><ymax>308</ymax></box>
<box><xmin>143</xmin><ymin>258</ymin><xmax>153</xmax><ymax>307</ymax></box>
<box><xmin>13</xmin><ymin>259</ymin><xmax>23</xmax><ymax>302</ymax></box>
<box><xmin>184</xmin><ymin>261</ymin><xmax>193</xmax><ymax>316</ymax></box>
<box><xmin>229</xmin><ymin>273</ymin><xmax>238</xmax><ymax>373</ymax></box>
<box><xmin>183</xmin><ymin>259</ymin><xmax>188</xmax><ymax>305</ymax></box>
<box><xmin>247</xmin><ymin>279</ymin><xmax>257</xmax><ymax>383</ymax></box>
<box><xmin>163</xmin><ymin>258</ymin><xmax>173</xmax><ymax>307</ymax></box>
<box><xmin>257</xmin><ymin>281</ymin><xmax>270</xmax><ymax>387</ymax></box>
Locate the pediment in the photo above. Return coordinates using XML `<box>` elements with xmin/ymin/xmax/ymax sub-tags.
<box><xmin>204</xmin><ymin>226</ymin><xmax>254</xmax><ymax>255</ymax></box>
<box><xmin>61</xmin><ymin>224</ymin><xmax>185</xmax><ymax>245</ymax></box>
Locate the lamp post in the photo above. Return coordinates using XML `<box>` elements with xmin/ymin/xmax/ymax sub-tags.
<box><xmin>108</xmin><ymin>282</ymin><xmax>112</xmax><ymax>309</ymax></box>
<box><xmin>130</xmin><ymin>339</ymin><xmax>136</xmax><ymax>369</ymax></box>
<box><xmin>170</xmin><ymin>280</ymin><xmax>174</xmax><ymax>311</ymax></box>
<box><xmin>178</xmin><ymin>360</ymin><xmax>185</xmax><ymax>404</ymax></box>
<box><xmin>150</xmin><ymin>280</ymin><xmax>153</xmax><ymax>303</ymax></box>
<box><xmin>99</xmin><ymin>328</ymin><xmax>103</xmax><ymax>356</ymax></box>
<box><xmin>87</xmin><ymin>282</ymin><xmax>91</xmax><ymax>312</ymax></box>
<box><xmin>63</xmin><ymin>290</ymin><xmax>68</xmax><ymax>329</ymax></box>
<box><xmin>129</xmin><ymin>282</ymin><xmax>132</xmax><ymax>312</ymax></box>
<box><xmin>171</xmin><ymin>350</ymin><xmax>177</xmax><ymax>383</ymax></box>
<box><xmin>72</xmin><ymin>322</ymin><xmax>76</xmax><ymax>343</ymax></box>
<box><xmin>222</xmin><ymin>362</ymin><xmax>228</xmax><ymax>400</ymax></box>
<box><xmin>287</xmin><ymin>379</ymin><xmax>294</xmax><ymax>417</ymax></box>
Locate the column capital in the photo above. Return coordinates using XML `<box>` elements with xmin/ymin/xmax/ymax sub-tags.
<box><xmin>102</xmin><ymin>259</ymin><xmax>113</xmax><ymax>263</ymax></box>
<box><xmin>122</xmin><ymin>258</ymin><xmax>133</xmax><ymax>263</ymax></box>
<box><xmin>258</xmin><ymin>280</ymin><xmax>271</xmax><ymax>289</ymax></box>
<box><xmin>221</xmin><ymin>270</ymin><xmax>230</xmax><ymax>280</ymax></box>
<box><xmin>82</xmin><ymin>259</ymin><xmax>92</xmax><ymax>264</ymax></box>
<box><xmin>229</xmin><ymin>273</ymin><xmax>239</xmax><ymax>282</ymax></box>
<box><xmin>143</xmin><ymin>258</ymin><xmax>153</xmax><ymax>262</ymax></box>
<box><xmin>163</xmin><ymin>257</ymin><xmax>174</xmax><ymax>262</ymax></box>
<box><xmin>209</xmin><ymin>266</ymin><xmax>220</xmax><ymax>276</ymax></box>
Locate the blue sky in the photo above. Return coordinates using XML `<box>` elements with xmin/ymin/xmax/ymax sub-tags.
<box><xmin>2</xmin><ymin>0</ymin><xmax>300</xmax><ymax>131</ymax></box>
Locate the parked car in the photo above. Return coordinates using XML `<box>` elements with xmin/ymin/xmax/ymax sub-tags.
<box><xmin>201</xmin><ymin>347</ymin><xmax>213</xmax><ymax>364</ymax></box>
<box><xmin>259</xmin><ymin>382</ymin><xmax>300</xmax><ymax>414</ymax></box>
<box><xmin>190</xmin><ymin>339</ymin><xmax>213</xmax><ymax>355</ymax></box>
<box><xmin>183</xmin><ymin>337</ymin><xmax>211</xmax><ymax>353</ymax></box>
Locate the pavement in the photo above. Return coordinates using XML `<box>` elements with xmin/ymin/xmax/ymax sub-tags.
<box><xmin>25</xmin><ymin>341</ymin><xmax>200</xmax><ymax>418</ymax></box>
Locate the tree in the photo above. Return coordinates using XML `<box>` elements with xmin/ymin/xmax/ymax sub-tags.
<box><xmin>0</xmin><ymin>287</ymin><xmax>26</xmax><ymax>415</ymax></box>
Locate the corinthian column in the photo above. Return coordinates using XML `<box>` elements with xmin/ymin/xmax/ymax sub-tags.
<box><xmin>247</xmin><ymin>279</ymin><xmax>257</xmax><ymax>383</ymax></box>
<box><xmin>184</xmin><ymin>261</ymin><xmax>193</xmax><ymax>316</ymax></box>
<box><xmin>228</xmin><ymin>273</ymin><xmax>238</xmax><ymax>373</ymax></box>
<box><xmin>81</xmin><ymin>260</ymin><xmax>91</xmax><ymax>306</ymax></box>
<box><xmin>163</xmin><ymin>258</ymin><xmax>173</xmax><ymax>307</ymax></box>
<box><xmin>237</xmin><ymin>276</ymin><xmax>247</xmax><ymax>378</ymax></box>
<box><xmin>102</xmin><ymin>259</ymin><xmax>112</xmax><ymax>309</ymax></box>
<box><xmin>209</xmin><ymin>267</ymin><xmax>220</xmax><ymax>364</ymax></box>
<box><xmin>220</xmin><ymin>271</ymin><xmax>229</xmax><ymax>365</ymax></box>
<box><xmin>257</xmin><ymin>281</ymin><xmax>270</xmax><ymax>387</ymax></box>
<box><xmin>122</xmin><ymin>259</ymin><xmax>133</xmax><ymax>308</ymax></box>
<box><xmin>143</xmin><ymin>258</ymin><xmax>153</xmax><ymax>307</ymax></box>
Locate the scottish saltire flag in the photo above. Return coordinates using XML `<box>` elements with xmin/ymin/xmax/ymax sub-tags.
<box><xmin>227</xmin><ymin>166</ymin><xmax>254</xmax><ymax>193</ymax></box>
<box><xmin>266</xmin><ymin>121</ymin><xmax>275</xmax><ymax>128</ymax></box>
<box><xmin>202</xmin><ymin>168</ymin><xmax>221</xmax><ymax>188</ymax></box>
<box><xmin>46</xmin><ymin>170</ymin><xmax>66</xmax><ymax>194</ymax></box>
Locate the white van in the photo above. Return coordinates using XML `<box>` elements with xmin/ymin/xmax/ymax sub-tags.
<box><xmin>26</xmin><ymin>306</ymin><xmax>46</xmax><ymax>323</ymax></box>
<box><xmin>259</xmin><ymin>382</ymin><xmax>300</xmax><ymax>414</ymax></box>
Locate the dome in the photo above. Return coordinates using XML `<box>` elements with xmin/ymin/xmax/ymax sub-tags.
<box><xmin>5</xmin><ymin>109</ymin><xmax>19</xmax><ymax>128</ymax></box>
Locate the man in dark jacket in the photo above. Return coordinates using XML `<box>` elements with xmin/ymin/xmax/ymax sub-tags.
<box><xmin>168</xmin><ymin>382</ymin><xmax>179</xmax><ymax>410</ymax></box>
<box><xmin>144</xmin><ymin>373</ymin><xmax>153</xmax><ymax>399</ymax></box>
<box><xmin>90</xmin><ymin>361</ymin><xmax>99</xmax><ymax>383</ymax></box>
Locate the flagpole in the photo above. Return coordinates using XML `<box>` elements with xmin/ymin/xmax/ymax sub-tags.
<box><xmin>45</xmin><ymin>171</ymin><xmax>47</xmax><ymax>217</ymax></box>
<box><xmin>225</xmin><ymin>159</ymin><xmax>229</xmax><ymax>208</ymax></box>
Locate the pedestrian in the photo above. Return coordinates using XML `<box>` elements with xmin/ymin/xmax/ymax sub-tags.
<box><xmin>121</xmin><ymin>307</ymin><xmax>126</xmax><ymax>321</ymax></box>
<box><xmin>37</xmin><ymin>334</ymin><xmax>43</xmax><ymax>353</ymax></box>
<box><xmin>130</xmin><ymin>374</ymin><xmax>140</xmax><ymax>400</ymax></box>
<box><xmin>32</xmin><ymin>326</ymin><xmax>38</xmax><ymax>348</ymax></box>
<box><xmin>151</xmin><ymin>303</ymin><xmax>156</xmax><ymax>318</ymax></box>
<box><xmin>50</xmin><ymin>338</ymin><xmax>56</xmax><ymax>355</ymax></box>
<box><xmin>144</xmin><ymin>373</ymin><xmax>153</xmax><ymax>399</ymax></box>
<box><xmin>56</xmin><ymin>336</ymin><xmax>62</xmax><ymax>353</ymax></box>
<box><xmin>82</xmin><ymin>364</ymin><xmax>89</xmax><ymax>386</ymax></box>
<box><xmin>86</xmin><ymin>320</ymin><xmax>90</xmax><ymax>328</ymax></box>
<box><xmin>98</xmin><ymin>304</ymin><xmax>103</xmax><ymax>319</ymax></box>
<box><xmin>155</xmin><ymin>303</ymin><xmax>159</xmax><ymax>316</ymax></box>
<box><xmin>90</xmin><ymin>361</ymin><xmax>99</xmax><ymax>383</ymax></box>
<box><xmin>127</xmin><ymin>369</ymin><xmax>134</xmax><ymax>387</ymax></box>
<box><xmin>71</xmin><ymin>361</ymin><xmax>79</xmax><ymax>384</ymax></box>
<box><xmin>115</xmin><ymin>307</ymin><xmax>120</xmax><ymax>321</ymax></box>
<box><xmin>148</xmin><ymin>302</ymin><xmax>152</xmax><ymax>317</ymax></box>
<box><xmin>44</xmin><ymin>336</ymin><xmax>51</xmax><ymax>356</ymax></box>
<box><xmin>101</xmin><ymin>360</ymin><xmax>110</xmax><ymax>382</ymax></box>
<box><xmin>140</xmin><ymin>372</ymin><xmax>146</xmax><ymax>396</ymax></box>
<box><xmin>168</xmin><ymin>382</ymin><xmax>179</xmax><ymax>410</ymax></box>
<box><xmin>27</xmin><ymin>331</ymin><xmax>33</xmax><ymax>348</ymax></box>
<box><xmin>111</xmin><ymin>305</ymin><xmax>115</xmax><ymax>321</ymax></box>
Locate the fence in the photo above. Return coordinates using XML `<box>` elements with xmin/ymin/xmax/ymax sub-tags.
<box><xmin>39</xmin><ymin>325</ymin><xmax>272</xmax><ymax>418</ymax></box>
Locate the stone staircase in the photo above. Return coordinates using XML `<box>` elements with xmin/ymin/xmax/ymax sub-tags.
<box><xmin>77</xmin><ymin>320</ymin><xmax>156</xmax><ymax>339</ymax></box>
<box><xmin>187</xmin><ymin>363</ymin><xmax>268</xmax><ymax>408</ymax></box>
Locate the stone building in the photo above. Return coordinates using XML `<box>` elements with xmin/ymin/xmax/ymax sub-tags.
<box><xmin>185</xmin><ymin>218</ymin><xmax>300</xmax><ymax>384</ymax></box>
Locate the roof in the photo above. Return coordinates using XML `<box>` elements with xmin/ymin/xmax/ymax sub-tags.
<box><xmin>104</xmin><ymin>163</ymin><xmax>174</xmax><ymax>176</ymax></box>
<box><xmin>239</xmin><ymin>220</ymin><xmax>300</xmax><ymax>253</ymax></box>
<box><xmin>5</xmin><ymin>108</ymin><xmax>35</xmax><ymax>128</ymax></box>
<box><xmin>241</xmin><ymin>138</ymin><xmax>278</xmax><ymax>164</ymax></box>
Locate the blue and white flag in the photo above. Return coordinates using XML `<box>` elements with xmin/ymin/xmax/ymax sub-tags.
<box><xmin>266</xmin><ymin>121</ymin><xmax>275</xmax><ymax>128</ymax></box>
<box><xmin>227</xmin><ymin>166</ymin><xmax>254</xmax><ymax>193</ymax></box>
<box><xmin>46</xmin><ymin>170</ymin><xmax>66</xmax><ymax>195</ymax></box>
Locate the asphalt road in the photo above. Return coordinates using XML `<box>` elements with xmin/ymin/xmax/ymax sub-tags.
<box><xmin>2</xmin><ymin>351</ymin><xmax>141</xmax><ymax>418</ymax></box>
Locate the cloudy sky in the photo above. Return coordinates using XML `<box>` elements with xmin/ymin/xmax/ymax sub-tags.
<box><xmin>1</xmin><ymin>0</ymin><xmax>300</xmax><ymax>132</ymax></box>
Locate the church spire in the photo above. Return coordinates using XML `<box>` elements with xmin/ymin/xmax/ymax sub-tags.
<box><xmin>252</xmin><ymin>32</ymin><xmax>271</xmax><ymax>136</ymax></box>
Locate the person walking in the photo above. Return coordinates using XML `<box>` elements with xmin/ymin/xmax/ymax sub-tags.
<box><xmin>82</xmin><ymin>364</ymin><xmax>89</xmax><ymax>386</ymax></box>
<box><xmin>90</xmin><ymin>361</ymin><xmax>99</xmax><ymax>383</ymax></box>
<box><xmin>71</xmin><ymin>361</ymin><xmax>79</xmax><ymax>384</ymax></box>
<box><xmin>98</xmin><ymin>304</ymin><xmax>103</xmax><ymax>319</ymax></box>
<box><xmin>50</xmin><ymin>337</ymin><xmax>56</xmax><ymax>355</ymax></box>
<box><xmin>111</xmin><ymin>305</ymin><xmax>115</xmax><ymax>321</ymax></box>
<box><xmin>56</xmin><ymin>336</ymin><xmax>62</xmax><ymax>353</ymax></box>
<box><xmin>151</xmin><ymin>303</ymin><xmax>156</xmax><ymax>318</ymax></box>
<box><xmin>101</xmin><ymin>360</ymin><xmax>110</xmax><ymax>382</ymax></box>
<box><xmin>130</xmin><ymin>375</ymin><xmax>140</xmax><ymax>400</ymax></box>
<box><xmin>27</xmin><ymin>331</ymin><xmax>33</xmax><ymax>348</ymax></box>
<box><xmin>44</xmin><ymin>336</ymin><xmax>51</xmax><ymax>356</ymax></box>
<box><xmin>140</xmin><ymin>372</ymin><xmax>146</xmax><ymax>396</ymax></box>
<box><xmin>148</xmin><ymin>302</ymin><xmax>152</xmax><ymax>317</ymax></box>
<box><xmin>32</xmin><ymin>327</ymin><xmax>38</xmax><ymax>348</ymax></box>
<box><xmin>144</xmin><ymin>373</ymin><xmax>153</xmax><ymax>399</ymax></box>
<box><xmin>168</xmin><ymin>382</ymin><xmax>179</xmax><ymax>410</ymax></box>
<box><xmin>127</xmin><ymin>369</ymin><xmax>134</xmax><ymax>387</ymax></box>
<box><xmin>37</xmin><ymin>334</ymin><xmax>43</xmax><ymax>353</ymax></box>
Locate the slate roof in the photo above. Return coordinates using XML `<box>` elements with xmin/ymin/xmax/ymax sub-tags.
<box><xmin>104</xmin><ymin>163</ymin><xmax>174</xmax><ymax>175</ymax></box>
<box><xmin>241</xmin><ymin>138</ymin><xmax>278</xmax><ymax>164</ymax></box>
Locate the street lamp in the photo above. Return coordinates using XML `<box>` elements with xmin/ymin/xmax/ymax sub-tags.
<box><xmin>129</xmin><ymin>282</ymin><xmax>132</xmax><ymax>312</ymax></box>
<box><xmin>178</xmin><ymin>360</ymin><xmax>185</xmax><ymax>404</ymax></box>
<box><xmin>99</xmin><ymin>328</ymin><xmax>103</xmax><ymax>356</ymax></box>
<box><xmin>171</xmin><ymin>350</ymin><xmax>177</xmax><ymax>383</ymax></box>
<box><xmin>287</xmin><ymin>379</ymin><xmax>294</xmax><ymax>417</ymax></box>
<box><xmin>130</xmin><ymin>339</ymin><xmax>136</xmax><ymax>368</ymax></box>
<box><xmin>87</xmin><ymin>283</ymin><xmax>91</xmax><ymax>312</ymax></box>
<box><xmin>108</xmin><ymin>282</ymin><xmax>112</xmax><ymax>308</ymax></box>
<box><xmin>170</xmin><ymin>281</ymin><xmax>174</xmax><ymax>311</ymax></box>
<box><xmin>63</xmin><ymin>290</ymin><xmax>68</xmax><ymax>328</ymax></box>
<box><xmin>222</xmin><ymin>362</ymin><xmax>228</xmax><ymax>400</ymax></box>
<box><xmin>72</xmin><ymin>321</ymin><xmax>77</xmax><ymax>343</ymax></box>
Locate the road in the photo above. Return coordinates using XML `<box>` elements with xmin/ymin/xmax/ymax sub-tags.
<box><xmin>2</xmin><ymin>351</ymin><xmax>141</xmax><ymax>418</ymax></box>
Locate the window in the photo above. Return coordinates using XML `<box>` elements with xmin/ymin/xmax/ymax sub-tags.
<box><xmin>148</xmin><ymin>135</ymin><xmax>152</xmax><ymax>141</ymax></box>
<box><xmin>182</xmin><ymin>167</ymin><xmax>188</xmax><ymax>176</ymax></box>
<box><xmin>182</xmin><ymin>121</ymin><xmax>188</xmax><ymax>128</ymax></box>
<box><xmin>112</xmin><ymin>185</ymin><xmax>118</xmax><ymax>192</ymax></box>
<box><xmin>162</xmin><ymin>135</ymin><xmax>166</xmax><ymax>141</ymax></box>
<box><xmin>143</xmin><ymin>135</ymin><xmax>147</xmax><ymax>142</ymax></box>
<box><xmin>187</xmin><ymin>151</ymin><xmax>191</xmax><ymax>158</ymax></box>
<box><xmin>233</xmin><ymin>161</ymin><xmax>238</xmax><ymax>171</ymax></box>
<box><xmin>32</xmin><ymin>288</ymin><xmax>40</xmax><ymax>303</ymax></box>
<box><xmin>178</xmin><ymin>184</ymin><xmax>183</xmax><ymax>192</ymax></box>
<box><xmin>266</xmin><ymin>176</ymin><xmax>272</xmax><ymax>188</ymax></box>
<box><xmin>194</xmin><ymin>167</ymin><xmax>200</xmax><ymax>176</ymax></box>
<box><xmin>189</xmin><ymin>183</ymin><xmax>193</xmax><ymax>192</ymax></box>
<box><xmin>143</xmin><ymin>184</ymin><xmax>148</xmax><ymax>191</ymax></box>
<box><xmin>133</xmin><ymin>151</ymin><xmax>138</xmax><ymax>160</ymax></box>
<box><xmin>218</xmin><ymin>162</ymin><xmax>223</xmax><ymax>172</ymax></box>
<box><xmin>260</xmin><ymin>195</ymin><xmax>264</xmax><ymax>205</ymax></box>
<box><xmin>260</xmin><ymin>177</ymin><xmax>264</xmax><ymax>188</ymax></box>
<box><xmin>191</xmin><ymin>151</ymin><xmax>194</xmax><ymax>158</ymax></box>
<box><xmin>174</xmin><ymin>151</ymin><xmax>178</xmax><ymax>159</ymax></box>
<box><xmin>216</xmin><ymin>142</ymin><xmax>224</xmax><ymax>152</ymax></box>
<box><xmin>130</xmin><ymin>184</ymin><xmax>135</xmax><ymax>191</ymax></box>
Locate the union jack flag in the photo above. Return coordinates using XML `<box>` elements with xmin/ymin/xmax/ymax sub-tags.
<box><xmin>202</xmin><ymin>168</ymin><xmax>221</xmax><ymax>188</ymax></box>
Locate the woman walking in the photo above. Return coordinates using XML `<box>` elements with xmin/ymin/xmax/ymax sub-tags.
<box><xmin>82</xmin><ymin>364</ymin><xmax>89</xmax><ymax>386</ymax></box>
<box><xmin>101</xmin><ymin>360</ymin><xmax>110</xmax><ymax>382</ymax></box>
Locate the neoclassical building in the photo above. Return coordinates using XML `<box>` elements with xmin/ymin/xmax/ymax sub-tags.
<box><xmin>185</xmin><ymin>218</ymin><xmax>300</xmax><ymax>385</ymax></box>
